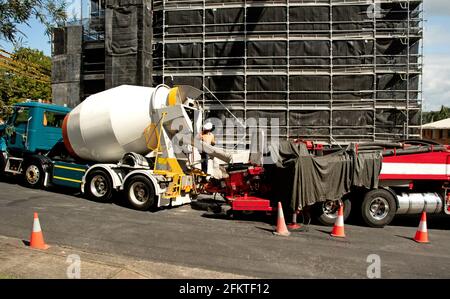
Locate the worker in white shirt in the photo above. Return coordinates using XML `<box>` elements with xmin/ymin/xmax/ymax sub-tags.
<box><xmin>200</xmin><ymin>122</ymin><xmax>215</xmax><ymax>173</ymax></box>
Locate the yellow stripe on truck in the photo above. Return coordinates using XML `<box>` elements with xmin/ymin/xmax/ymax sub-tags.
<box><xmin>53</xmin><ymin>176</ymin><xmax>82</xmax><ymax>183</ymax></box>
<box><xmin>54</xmin><ymin>165</ymin><xmax>86</xmax><ymax>172</ymax></box>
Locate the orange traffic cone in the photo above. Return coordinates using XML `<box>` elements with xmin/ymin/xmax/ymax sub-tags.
<box><xmin>413</xmin><ymin>211</ymin><xmax>429</xmax><ymax>243</ymax></box>
<box><xmin>330</xmin><ymin>205</ymin><xmax>346</xmax><ymax>238</ymax></box>
<box><xmin>273</xmin><ymin>202</ymin><xmax>290</xmax><ymax>236</ymax></box>
<box><xmin>29</xmin><ymin>212</ymin><xmax>49</xmax><ymax>250</ymax></box>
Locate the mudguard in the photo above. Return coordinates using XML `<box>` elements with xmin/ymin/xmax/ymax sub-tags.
<box><xmin>81</xmin><ymin>164</ymin><xmax>124</xmax><ymax>193</ymax></box>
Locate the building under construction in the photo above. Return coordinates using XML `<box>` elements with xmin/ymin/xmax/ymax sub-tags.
<box><xmin>52</xmin><ymin>0</ymin><xmax>423</xmax><ymax>144</ymax></box>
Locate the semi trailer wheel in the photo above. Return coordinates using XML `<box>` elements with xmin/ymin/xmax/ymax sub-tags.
<box><xmin>315</xmin><ymin>198</ymin><xmax>351</xmax><ymax>226</ymax></box>
<box><xmin>361</xmin><ymin>189</ymin><xmax>397</xmax><ymax>228</ymax></box>
<box><xmin>84</xmin><ymin>169</ymin><xmax>113</xmax><ymax>202</ymax></box>
<box><xmin>22</xmin><ymin>160</ymin><xmax>45</xmax><ymax>189</ymax></box>
<box><xmin>125</xmin><ymin>175</ymin><xmax>156</xmax><ymax>211</ymax></box>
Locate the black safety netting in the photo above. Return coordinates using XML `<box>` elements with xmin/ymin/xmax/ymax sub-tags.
<box><xmin>105</xmin><ymin>0</ymin><xmax>152</xmax><ymax>88</ymax></box>
<box><xmin>52</xmin><ymin>25</ymin><xmax>83</xmax><ymax>107</ymax></box>
<box><xmin>155</xmin><ymin>3</ymin><xmax>422</xmax><ymax>35</ymax></box>
<box><xmin>152</xmin><ymin>1</ymin><xmax>422</xmax><ymax>140</ymax></box>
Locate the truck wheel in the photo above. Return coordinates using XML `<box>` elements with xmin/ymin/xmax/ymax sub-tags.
<box><xmin>125</xmin><ymin>175</ymin><xmax>156</xmax><ymax>211</ymax></box>
<box><xmin>23</xmin><ymin>161</ymin><xmax>45</xmax><ymax>189</ymax></box>
<box><xmin>315</xmin><ymin>198</ymin><xmax>351</xmax><ymax>226</ymax></box>
<box><xmin>84</xmin><ymin>169</ymin><xmax>113</xmax><ymax>202</ymax></box>
<box><xmin>361</xmin><ymin>189</ymin><xmax>397</xmax><ymax>228</ymax></box>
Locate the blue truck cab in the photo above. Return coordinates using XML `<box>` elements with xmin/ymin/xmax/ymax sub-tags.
<box><xmin>1</xmin><ymin>102</ymin><xmax>71</xmax><ymax>154</ymax></box>
<box><xmin>0</xmin><ymin>101</ymin><xmax>79</xmax><ymax>188</ymax></box>
<box><xmin>0</xmin><ymin>101</ymin><xmax>111</xmax><ymax>202</ymax></box>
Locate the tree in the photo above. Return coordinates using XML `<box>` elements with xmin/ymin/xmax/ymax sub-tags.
<box><xmin>0</xmin><ymin>47</ymin><xmax>51</xmax><ymax>120</ymax></box>
<box><xmin>423</xmin><ymin>106</ymin><xmax>450</xmax><ymax>124</ymax></box>
<box><xmin>0</xmin><ymin>0</ymin><xmax>67</xmax><ymax>42</ymax></box>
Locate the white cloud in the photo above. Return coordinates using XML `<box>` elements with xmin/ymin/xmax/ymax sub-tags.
<box><xmin>424</xmin><ymin>0</ymin><xmax>450</xmax><ymax>16</ymax></box>
<box><xmin>424</xmin><ymin>23</ymin><xmax>450</xmax><ymax>52</ymax></box>
<box><xmin>423</xmin><ymin>54</ymin><xmax>450</xmax><ymax>111</ymax></box>
<box><xmin>423</xmin><ymin>9</ymin><xmax>450</xmax><ymax>111</ymax></box>
<box><xmin>65</xmin><ymin>0</ymin><xmax>84</xmax><ymax>21</ymax></box>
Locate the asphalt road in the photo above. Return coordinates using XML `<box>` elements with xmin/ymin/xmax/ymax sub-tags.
<box><xmin>1</xmin><ymin>180</ymin><xmax>450</xmax><ymax>278</ymax></box>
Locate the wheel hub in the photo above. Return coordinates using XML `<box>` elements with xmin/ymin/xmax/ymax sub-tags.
<box><xmin>26</xmin><ymin>165</ymin><xmax>40</xmax><ymax>185</ymax></box>
<box><xmin>369</xmin><ymin>197</ymin><xmax>389</xmax><ymax>220</ymax></box>
<box><xmin>133</xmin><ymin>183</ymin><xmax>148</xmax><ymax>203</ymax></box>
<box><xmin>323</xmin><ymin>200</ymin><xmax>340</xmax><ymax>217</ymax></box>
<box><xmin>91</xmin><ymin>175</ymin><xmax>108</xmax><ymax>197</ymax></box>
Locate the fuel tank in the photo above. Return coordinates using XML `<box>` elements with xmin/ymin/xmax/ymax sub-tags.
<box><xmin>62</xmin><ymin>85</ymin><xmax>170</xmax><ymax>162</ymax></box>
<box><xmin>396</xmin><ymin>192</ymin><xmax>443</xmax><ymax>215</ymax></box>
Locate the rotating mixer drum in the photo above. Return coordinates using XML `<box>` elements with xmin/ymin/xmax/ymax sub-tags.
<box><xmin>62</xmin><ymin>85</ymin><xmax>173</xmax><ymax>162</ymax></box>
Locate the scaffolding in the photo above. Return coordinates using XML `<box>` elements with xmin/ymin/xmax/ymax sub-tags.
<box><xmin>53</xmin><ymin>0</ymin><xmax>153</xmax><ymax>103</ymax></box>
<box><xmin>151</xmin><ymin>0</ymin><xmax>423</xmax><ymax>145</ymax></box>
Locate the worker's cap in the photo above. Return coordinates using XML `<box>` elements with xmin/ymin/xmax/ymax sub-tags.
<box><xmin>203</xmin><ymin>122</ymin><xmax>213</xmax><ymax>130</ymax></box>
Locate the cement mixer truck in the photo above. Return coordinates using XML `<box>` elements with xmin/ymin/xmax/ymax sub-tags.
<box><xmin>0</xmin><ymin>84</ymin><xmax>230</xmax><ymax>210</ymax></box>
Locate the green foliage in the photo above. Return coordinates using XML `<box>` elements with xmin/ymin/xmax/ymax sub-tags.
<box><xmin>0</xmin><ymin>0</ymin><xmax>67</xmax><ymax>42</ymax></box>
<box><xmin>0</xmin><ymin>47</ymin><xmax>51</xmax><ymax>120</ymax></box>
<box><xmin>423</xmin><ymin>106</ymin><xmax>450</xmax><ymax>124</ymax></box>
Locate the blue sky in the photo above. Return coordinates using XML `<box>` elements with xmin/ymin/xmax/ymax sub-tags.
<box><xmin>2</xmin><ymin>18</ymin><xmax>53</xmax><ymax>55</ymax></box>
<box><xmin>1</xmin><ymin>1</ymin><xmax>449</xmax><ymax>111</ymax></box>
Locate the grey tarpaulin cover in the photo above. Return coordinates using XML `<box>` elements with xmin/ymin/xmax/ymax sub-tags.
<box><xmin>269</xmin><ymin>141</ymin><xmax>382</xmax><ymax>212</ymax></box>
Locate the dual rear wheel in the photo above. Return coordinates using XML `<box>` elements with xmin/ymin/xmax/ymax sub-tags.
<box><xmin>314</xmin><ymin>189</ymin><xmax>397</xmax><ymax>228</ymax></box>
<box><xmin>315</xmin><ymin>198</ymin><xmax>352</xmax><ymax>226</ymax></box>
<box><xmin>360</xmin><ymin>189</ymin><xmax>397</xmax><ymax>228</ymax></box>
<box><xmin>125</xmin><ymin>175</ymin><xmax>156</xmax><ymax>211</ymax></box>
<box><xmin>84</xmin><ymin>169</ymin><xmax>113</xmax><ymax>202</ymax></box>
<box><xmin>84</xmin><ymin>171</ymin><xmax>156</xmax><ymax>211</ymax></box>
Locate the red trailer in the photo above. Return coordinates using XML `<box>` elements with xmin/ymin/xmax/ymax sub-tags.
<box><xmin>207</xmin><ymin>141</ymin><xmax>450</xmax><ymax>228</ymax></box>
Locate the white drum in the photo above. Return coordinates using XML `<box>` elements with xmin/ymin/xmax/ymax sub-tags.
<box><xmin>62</xmin><ymin>85</ymin><xmax>170</xmax><ymax>162</ymax></box>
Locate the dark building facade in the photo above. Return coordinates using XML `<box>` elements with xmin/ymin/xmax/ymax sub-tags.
<box><xmin>52</xmin><ymin>0</ymin><xmax>152</xmax><ymax>105</ymax></box>
<box><xmin>52</xmin><ymin>0</ymin><xmax>423</xmax><ymax>144</ymax></box>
